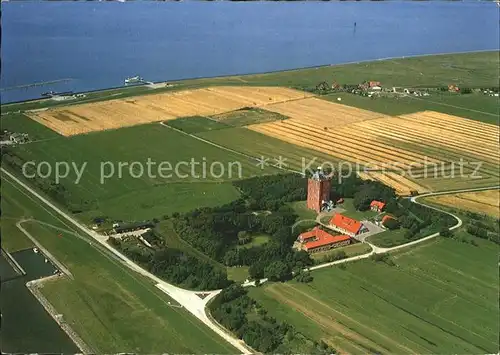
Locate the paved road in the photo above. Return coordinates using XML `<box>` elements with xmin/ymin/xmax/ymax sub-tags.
<box><xmin>2</xmin><ymin>168</ymin><xmax>252</xmax><ymax>355</ymax></box>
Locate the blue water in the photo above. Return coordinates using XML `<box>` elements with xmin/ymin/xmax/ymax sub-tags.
<box><xmin>1</xmin><ymin>1</ymin><xmax>498</xmax><ymax>103</ymax></box>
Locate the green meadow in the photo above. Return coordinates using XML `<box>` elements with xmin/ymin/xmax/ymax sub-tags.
<box><xmin>249</xmin><ymin>237</ymin><xmax>498</xmax><ymax>354</ymax></box>
<box><xmin>0</xmin><ymin>176</ymin><xmax>236</xmax><ymax>354</ymax></box>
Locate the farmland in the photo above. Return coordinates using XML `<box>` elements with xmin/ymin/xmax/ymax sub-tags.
<box><xmin>249</xmin><ymin>237</ymin><xmax>498</xmax><ymax>354</ymax></box>
<box><xmin>250</xmin><ymin>108</ymin><xmax>499</xmax><ymax>193</ymax></box>
<box><xmin>424</xmin><ymin>189</ymin><xmax>499</xmax><ymax>218</ymax></box>
<box><xmin>3</xmin><ymin>116</ymin><xmax>277</xmax><ymax>222</ymax></box>
<box><xmin>1</xmin><ymin>51</ymin><xmax>499</xmax><ymax>353</ymax></box>
<box><xmin>26</xmin><ymin>86</ymin><xmax>311</xmax><ymax>136</ymax></box>
<box><xmin>1</xmin><ymin>176</ymin><xmax>237</xmax><ymax>354</ymax></box>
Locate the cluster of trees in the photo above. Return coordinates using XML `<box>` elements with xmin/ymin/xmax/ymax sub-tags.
<box><xmin>1</xmin><ymin>148</ymin><xmax>94</xmax><ymax>213</ymax></box>
<box><xmin>172</xmin><ymin>201</ymin><xmax>299</xmax><ymax>260</ymax></box>
<box><xmin>382</xmin><ymin>217</ymin><xmax>400</xmax><ymax>230</ymax></box>
<box><xmin>233</xmin><ymin>173</ymin><xmax>307</xmax><ymax>211</ymax></box>
<box><xmin>384</xmin><ymin>198</ymin><xmax>456</xmax><ymax>240</ymax></box>
<box><xmin>351</xmin><ymin>179</ymin><xmax>397</xmax><ymax>211</ymax></box>
<box><xmin>170</xmin><ymin>175</ymin><xmax>317</xmax><ymax>281</ymax></box>
<box><xmin>210</xmin><ymin>285</ymin><xmax>336</xmax><ymax>354</ymax></box>
<box><xmin>466</xmin><ymin>219</ymin><xmax>499</xmax><ymax>244</ymax></box>
<box><xmin>110</xmin><ymin>233</ymin><xmax>231</xmax><ymax>290</ymax></box>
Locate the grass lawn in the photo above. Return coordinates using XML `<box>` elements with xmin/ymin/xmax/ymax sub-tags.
<box><xmin>214</xmin><ymin>107</ymin><xmax>288</xmax><ymax>127</ymax></box>
<box><xmin>367</xmin><ymin>228</ymin><xmax>409</xmax><ymax>248</ymax></box>
<box><xmin>226</xmin><ymin>266</ymin><xmax>249</xmax><ymax>283</ymax></box>
<box><xmin>164</xmin><ymin>116</ymin><xmax>230</xmax><ymax>134</ymax></box>
<box><xmin>288</xmin><ymin>201</ymin><xmax>318</xmax><ymax>221</ymax></box>
<box><xmin>311</xmin><ymin>242</ymin><xmax>372</xmax><ymax>261</ymax></box>
<box><xmin>237</xmin><ymin>234</ymin><xmax>271</xmax><ymax>250</ymax></box>
<box><xmin>249</xmin><ymin>236</ymin><xmax>498</xmax><ymax>354</ymax></box>
<box><xmin>337</xmin><ymin>199</ymin><xmax>378</xmax><ymax>221</ymax></box>
<box><xmin>1</xmin><ymin>176</ymin><xmax>236</xmax><ymax>354</ymax></box>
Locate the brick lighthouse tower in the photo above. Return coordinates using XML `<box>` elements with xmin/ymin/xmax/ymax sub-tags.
<box><xmin>306</xmin><ymin>167</ymin><xmax>332</xmax><ymax>213</ymax></box>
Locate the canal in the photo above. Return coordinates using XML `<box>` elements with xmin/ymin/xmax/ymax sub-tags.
<box><xmin>0</xmin><ymin>248</ymin><xmax>79</xmax><ymax>354</ymax></box>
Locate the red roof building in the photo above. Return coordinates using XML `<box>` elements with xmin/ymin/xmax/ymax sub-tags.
<box><xmin>329</xmin><ymin>213</ymin><xmax>363</xmax><ymax>236</ymax></box>
<box><xmin>369</xmin><ymin>81</ymin><xmax>381</xmax><ymax>88</ymax></box>
<box><xmin>303</xmin><ymin>234</ymin><xmax>351</xmax><ymax>252</ymax></box>
<box><xmin>370</xmin><ymin>200</ymin><xmax>386</xmax><ymax>212</ymax></box>
<box><xmin>382</xmin><ymin>215</ymin><xmax>396</xmax><ymax>224</ymax></box>
<box><xmin>298</xmin><ymin>227</ymin><xmax>352</xmax><ymax>253</ymax></box>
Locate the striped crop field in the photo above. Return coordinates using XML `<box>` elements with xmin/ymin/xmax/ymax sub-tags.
<box><xmin>425</xmin><ymin>189</ymin><xmax>500</xmax><ymax>218</ymax></box>
<box><xmin>358</xmin><ymin>171</ymin><xmax>429</xmax><ymax>195</ymax></box>
<box><xmin>264</xmin><ymin>97</ymin><xmax>386</xmax><ymax>128</ymax></box>
<box><xmin>249</xmin><ymin>107</ymin><xmax>499</xmax><ymax>192</ymax></box>
<box><xmin>26</xmin><ymin>86</ymin><xmax>312</xmax><ymax>136</ymax></box>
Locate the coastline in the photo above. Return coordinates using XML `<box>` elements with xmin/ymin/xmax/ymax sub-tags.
<box><xmin>2</xmin><ymin>48</ymin><xmax>498</xmax><ymax>106</ymax></box>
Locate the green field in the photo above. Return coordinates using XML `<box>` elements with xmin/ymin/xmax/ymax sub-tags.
<box><xmin>367</xmin><ymin>228</ymin><xmax>409</xmax><ymax>248</ymax></box>
<box><xmin>0</xmin><ymin>176</ymin><xmax>236</xmax><ymax>354</ymax></box>
<box><xmin>249</xmin><ymin>237</ymin><xmax>498</xmax><ymax>354</ymax></box>
<box><xmin>164</xmin><ymin>116</ymin><xmax>230</xmax><ymax>134</ymax></box>
<box><xmin>3</xmin><ymin>116</ymin><xmax>278</xmax><ymax>222</ymax></box>
<box><xmin>197</xmin><ymin>127</ymin><xmax>340</xmax><ymax>171</ymax></box>
<box><xmin>322</xmin><ymin>91</ymin><xmax>498</xmax><ymax>124</ymax></box>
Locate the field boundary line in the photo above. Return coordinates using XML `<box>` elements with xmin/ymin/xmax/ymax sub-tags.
<box><xmin>159</xmin><ymin>121</ymin><xmax>305</xmax><ymax>175</ymax></box>
<box><xmin>407</xmin><ymin>95</ymin><xmax>498</xmax><ymax>117</ymax></box>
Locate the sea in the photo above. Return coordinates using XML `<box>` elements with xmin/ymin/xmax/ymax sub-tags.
<box><xmin>1</xmin><ymin>1</ymin><xmax>499</xmax><ymax>103</ymax></box>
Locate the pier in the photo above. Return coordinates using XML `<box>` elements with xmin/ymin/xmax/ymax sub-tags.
<box><xmin>0</xmin><ymin>79</ymin><xmax>72</xmax><ymax>92</ymax></box>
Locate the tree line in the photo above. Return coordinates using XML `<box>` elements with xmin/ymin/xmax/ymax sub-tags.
<box><xmin>109</xmin><ymin>231</ymin><xmax>231</xmax><ymax>290</ymax></box>
<box><xmin>209</xmin><ymin>284</ymin><xmax>336</xmax><ymax>354</ymax></box>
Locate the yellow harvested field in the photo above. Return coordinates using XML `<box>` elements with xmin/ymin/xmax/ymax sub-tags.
<box><xmin>26</xmin><ymin>86</ymin><xmax>312</xmax><ymax>136</ymax></box>
<box><xmin>364</xmin><ymin>172</ymin><xmax>429</xmax><ymax>195</ymax></box>
<box><xmin>264</xmin><ymin>97</ymin><xmax>386</xmax><ymax>128</ymax></box>
<box><xmin>426</xmin><ymin>190</ymin><xmax>500</xmax><ymax>217</ymax></box>
<box><xmin>249</xmin><ymin>109</ymin><xmax>499</xmax><ymax>172</ymax></box>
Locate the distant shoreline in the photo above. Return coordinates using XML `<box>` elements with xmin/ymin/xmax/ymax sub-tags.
<box><xmin>2</xmin><ymin>48</ymin><xmax>498</xmax><ymax>106</ymax></box>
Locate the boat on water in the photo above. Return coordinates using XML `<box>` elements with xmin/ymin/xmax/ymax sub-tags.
<box><xmin>124</xmin><ymin>76</ymin><xmax>144</xmax><ymax>84</ymax></box>
<box><xmin>41</xmin><ymin>91</ymin><xmax>56</xmax><ymax>97</ymax></box>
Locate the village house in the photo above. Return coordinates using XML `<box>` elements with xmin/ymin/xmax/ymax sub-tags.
<box><xmin>370</xmin><ymin>200</ymin><xmax>386</xmax><ymax>212</ymax></box>
<box><xmin>381</xmin><ymin>215</ymin><xmax>396</xmax><ymax>225</ymax></box>
<box><xmin>296</xmin><ymin>226</ymin><xmax>352</xmax><ymax>253</ymax></box>
<box><xmin>328</xmin><ymin>213</ymin><xmax>367</xmax><ymax>237</ymax></box>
